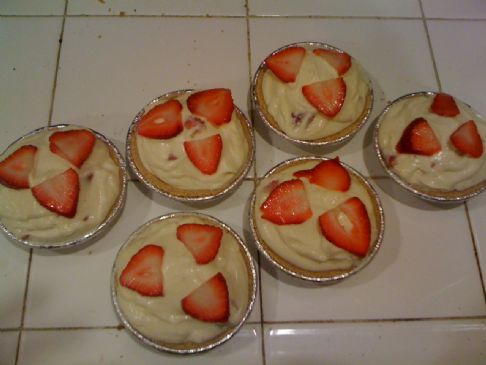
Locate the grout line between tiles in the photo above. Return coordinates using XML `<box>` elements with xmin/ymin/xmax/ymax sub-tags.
<box><xmin>464</xmin><ymin>203</ymin><xmax>486</xmax><ymax>304</ymax></box>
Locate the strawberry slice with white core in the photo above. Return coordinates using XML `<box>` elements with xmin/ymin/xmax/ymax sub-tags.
<box><xmin>396</xmin><ymin>117</ymin><xmax>441</xmax><ymax>156</ymax></box>
<box><xmin>431</xmin><ymin>93</ymin><xmax>460</xmax><ymax>117</ymax></box>
<box><xmin>137</xmin><ymin>99</ymin><xmax>183</xmax><ymax>139</ymax></box>
<box><xmin>260</xmin><ymin>179</ymin><xmax>313</xmax><ymax>225</ymax></box>
<box><xmin>318</xmin><ymin>197</ymin><xmax>371</xmax><ymax>257</ymax></box>
<box><xmin>181</xmin><ymin>272</ymin><xmax>229</xmax><ymax>322</ymax></box>
<box><xmin>265</xmin><ymin>46</ymin><xmax>306</xmax><ymax>83</ymax></box>
<box><xmin>293</xmin><ymin>157</ymin><xmax>351</xmax><ymax>192</ymax></box>
<box><xmin>450</xmin><ymin>120</ymin><xmax>483</xmax><ymax>158</ymax></box>
<box><xmin>302</xmin><ymin>77</ymin><xmax>346</xmax><ymax>117</ymax></box>
<box><xmin>187</xmin><ymin>88</ymin><xmax>234</xmax><ymax>126</ymax></box>
<box><xmin>31</xmin><ymin>168</ymin><xmax>79</xmax><ymax>218</ymax></box>
<box><xmin>49</xmin><ymin>129</ymin><xmax>96</xmax><ymax>168</ymax></box>
<box><xmin>313</xmin><ymin>48</ymin><xmax>352</xmax><ymax>76</ymax></box>
<box><xmin>183</xmin><ymin>134</ymin><xmax>223</xmax><ymax>175</ymax></box>
<box><xmin>0</xmin><ymin>145</ymin><xmax>37</xmax><ymax>189</ymax></box>
<box><xmin>177</xmin><ymin>223</ymin><xmax>223</xmax><ymax>264</ymax></box>
<box><xmin>120</xmin><ymin>244</ymin><xmax>164</xmax><ymax>297</ymax></box>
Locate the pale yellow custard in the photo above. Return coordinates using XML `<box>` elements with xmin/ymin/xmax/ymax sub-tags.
<box><xmin>261</xmin><ymin>46</ymin><xmax>371</xmax><ymax>141</ymax></box>
<box><xmin>378</xmin><ymin>94</ymin><xmax>486</xmax><ymax>191</ymax></box>
<box><xmin>253</xmin><ymin>160</ymin><xmax>379</xmax><ymax>272</ymax></box>
<box><xmin>0</xmin><ymin>126</ymin><xmax>122</xmax><ymax>245</ymax></box>
<box><xmin>114</xmin><ymin>215</ymin><xmax>251</xmax><ymax>344</ymax></box>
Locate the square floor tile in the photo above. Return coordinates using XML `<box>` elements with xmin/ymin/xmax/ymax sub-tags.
<box><xmin>0</xmin><ymin>18</ymin><xmax>62</xmax><ymax>151</ymax></box>
<box><xmin>0</xmin><ymin>0</ymin><xmax>65</xmax><ymax>15</ymax></box>
<box><xmin>67</xmin><ymin>0</ymin><xmax>246</xmax><ymax>16</ymax></box>
<box><xmin>0</xmin><ymin>331</ymin><xmax>18</xmax><ymax>365</ymax></box>
<box><xmin>467</xmin><ymin>193</ymin><xmax>486</xmax><ymax>287</ymax></box>
<box><xmin>249</xmin><ymin>18</ymin><xmax>438</xmax><ymax>177</ymax></box>
<box><xmin>264</xmin><ymin>320</ymin><xmax>486</xmax><ymax>365</ymax></box>
<box><xmin>427</xmin><ymin>21</ymin><xmax>486</xmax><ymax>116</ymax></box>
<box><xmin>249</xmin><ymin>0</ymin><xmax>421</xmax><ymax>17</ymax></box>
<box><xmin>52</xmin><ymin>17</ymin><xmax>249</xmax><ymax>154</ymax></box>
<box><xmin>18</xmin><ymin>325</ymin><xmax>262</xmax><ymax>364</ymax></box>
<box><xmin>422</xmin><ymin>0</ymin><xmax>486</xmax><ymax>19</ymax></box>
<box><xmin>260</xmin><ymin>178</ymin><xmax>485</xmax><ymax>321</ymax></box>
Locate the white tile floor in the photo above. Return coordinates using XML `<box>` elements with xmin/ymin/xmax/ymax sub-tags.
<box><xmin>1</xmin><ymin>1</ymin><xmax>485</xmax><ymax>364</ymax></box>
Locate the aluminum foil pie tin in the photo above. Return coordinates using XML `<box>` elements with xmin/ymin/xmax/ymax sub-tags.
<box><xmin>0</xmin><ymin>124</ymin><xmax>128</xmax><ymax>249</ymax></box>
<box><xmin>111</xmin><ymin>212</ymin><xmax>258</xmax><ymax>354</ymax></box>
<box><xmin>252</xmin><ymin>41</ymin><xmax>374</xmax><ymax>147</ymax></box>
<box><xmin>126</xmin><ymin>89</ymin><xmax>255</xmax><ymax>202</ymax></box>
<box><xmin>373</xmin><ymin>91</ymin><xmax>486</xmax><ymax>203</ymax></box>
<box><xmin>249</xmin><ymin>156</ymin><xmax>385</xmax><ymax>283</ymax></box>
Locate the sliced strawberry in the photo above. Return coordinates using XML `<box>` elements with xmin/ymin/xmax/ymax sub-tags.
<box><xmin>396</xmin><ymin>117</ymin><xmax>441</xmax><ymax>156</ymax></box>
<box><xmin>431</xmin><ymin>93</ymin><xmax>460</xmax><ymax>117</ymax></box>
<box><xmin>49</xmin><ymin>129</ymin><xmax>96</xmax><ymax>168</ymax></box>
<box><xmin>313</xmin><ymin>48</ymin><xmax>352</xmax><ymax>75</ymax></box>
<box><xmin>137</xmin><ymin>99</ymin><xmax>183</xmax><ymax>139</ymax></box>
<box><xmin>177</xmin><ymin>223</ymin><xmax>223</xmax><ymax>264</ymax></box>
<box><xmin>318</xmin><ymin>197</ymin><xmax>371</xmax><ymax>257</ymax></box>
<box><xmin>183</xmin><ymin>134</ymin><xmax>222</xmax><ymax>175</ymax></box>
<box><xmin>450</xmin><ymin>120</ymin><xmax>483</xmax><ymax>158</ymax></box>
<box><xmin>31</xmin><ymin>168</ymin><xmax>79</xmax><ymax>218</ymax></box>
<box><xmin>294</xmin><ymin>158</ymin><xmax>351</xmax><ymax>192</ymax></box>
<box><xmin>181</xmin><ymin>272</ymin><xmax>229</xmax><ymax>322</ymax></box>
<box><xmin>260</xmin><ymin>179</ymin><xmax>313</xmax><ymax>225</ymax></box>
<box><xmin>0</xmin><ymin>145</ymin><xmax>37</xmax><ymax>189</ymax></box>
<box><xmin>187</xmin><ymin>89</ymin><xmax>234</xmax><ymax>126</ymax></box>
<box><xmin>265</xmin><ymin>46</ymin><xmax>306</xmax><ymax>83</ymax></box>
<box><xmin>302</xmin><ymin>77</ymin><xmax>346</xmax><ymax>117</ymax></box>
<box><xmin>120</xmin><ymin>244</ymin><xmax>164</xmax><ymax>297</ymax></box>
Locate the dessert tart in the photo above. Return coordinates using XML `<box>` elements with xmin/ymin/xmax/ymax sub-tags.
<box><xmin>127</xmin><ymin>89</ymin><xmax>254</xmax><ymax>201</ymax></box>
<box><xmin>253</xmin><ymin>42</ymin><xmax>373</xmax><ymax>146</ymax></box>
<box><xmin>112</xmin><ymin>212</ymin><xmax>257</xmax><ymax>353</ymax></box>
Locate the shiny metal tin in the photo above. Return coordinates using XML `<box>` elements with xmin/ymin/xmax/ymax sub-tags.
<box><xmin>126</xmin><ymin>89</ymin><xmax>255</xmax><ymax>202</ymax></box>
<box><xmin>111</xmin><ymin>212</ymin><xmax>257</xmax><ymax>354</ymax></box>
<box><xmin>0</xmin><ymin>124</ymin><xmax>128</xmax><ymax>249</ymax></box>
<box><xmin>373</xmin><ymin>91</ymin><xmax>486</xmax><ymax>203</ymax></box>
<box><xmin>250</xmin><ymin>156</ymin><xmax>385</xmax><ymax>283</ymax></box>
<box><xmin>252</xmin><ymin>41</ymin><xmax>374</xmax><ymax>147</ymax></box>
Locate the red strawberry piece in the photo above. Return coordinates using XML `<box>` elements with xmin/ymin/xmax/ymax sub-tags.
<box><xmin>119</xmin><ymin>244</ymin><xmax>164</xmax><ymax>297</ymax></box>
<box><xmin>183</xmin><ymin>134</ymin><xmax>223</xmax><ymax>175</ymax></box>
<box><xmin>294</xmin><ymin>157</ymin><xmax>351</xmax><ymax>192</ymax></box>
<box><xmin>177</xmin><ymin>223</ymin><xmax>223</xmax><ymax>264</ymax></box>
<box><xmin>31</xmin><ymin>168</ymin><xmax>79</xmax><ymax>218</ymax></box>
<box><xmin>49</xmin><ymin>129</ymin><xmax>96</xmax><ymax>168</ymax></box>
<box><xmin>265</xmin><ymin>46</ymin><xmax>306</xmax><ymax>83</ymax></box>
<box><xmin>187</xmin><ymin>88</ymin><xmax>234</xmax><ymax>126</ymax></box>
<box><xmin>431</xmin><ymin>93</ymin><xmax>460</xmax><ymax>117</ymax></box>
<box><xmin>302</xmin><ymin>77</ymin><xmax>346</xmax><ymax>117</ymax></box>
<box><xmin>137</xmin><ymin>99</ymin><xmax>183</xmax><ymax>139</ymax></box>
<box><xmin>313</xmin><ymin>48</ymin><xmax>352</xmax><ymax>75</ymax></box>
<box><xmin>318</xmin><ymin>197</ymin><xmax>371</xmax><ymax>257</ymax></box>
<box><xmin>450</xmin><ymin>120</ymin><xmax>483</xmax><ymax>158</ymax></box>
<box><xmin>260</xmin><ymin>179</ymin><xmax>313</xmax><ymax>225</ymax></box>
<box><xmin>181</xmin><ymin>272</ymin><xmax>229</xmax><ymax>322</ymax></box>
<box><xmin>0</xmin><ymin>145</ymin><xmax>37</xmax><ymax>189</ymax></box>
<box><xmin>396</xmin><ymin>117</ymin><xmax>441</xmax><ymax>156</ymax></box>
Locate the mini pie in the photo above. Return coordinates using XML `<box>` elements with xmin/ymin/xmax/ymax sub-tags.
<box><xmin>375</xmin><ymin>92</ymin><xmax>486</xmax><ymax>201</ymax></box>
<box><xmin>250</xmin><ymin>157</ymin><xmax>384</xmax><ymax>282</ymax></box>
<box><xmin>0</xmin><ymin>125</ymin><xmax>126</xmax><ymax>247</ymax></box>
<box><xmin>253</xmin><ymin>42</ymin><xmax>373</xmax><ymax>145</ymax></box>
<box><xmin>127</xmin><ymin>88</ymin><xmax>254</xmax><ymax>201</ymax></box>
<box><xmin>112</xmin><ymin>213</ymin><xmax>256</xmax><ymax>353</ymax></box>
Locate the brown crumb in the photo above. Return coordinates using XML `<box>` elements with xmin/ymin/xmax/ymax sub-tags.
<box><xmin>97</xmin><ymin>34</ymin><xmax>102</xmax><ymax>39</ymax></box>
<box><xmin>12</xmin><ymin>67</ymin><xmax>16</xmax><ymax>71</ymax></box>
<box><xmin>21</xmin><ymin>234</ymin><xmax>30</xmax><ymax>240</ymax></box>
<box><xmin>97</xmin><ymin>0</ymin><xmax>105</xmax><ymax>3</ymax></box>
<box><xmin>168</xmin><ymin>153</ymin><xmax>178</xmax><ymax>161</ymax></box>
<box><xmin>88</xmin><ymin>250</ymin><xmax>93</xmax><ymax>255</ymax></box>
<box><xmin>119</xmin><ymin>11</ymin><xmax>126</xmax><ymax>16</ymax></box>
<box><xmin>83</xmin><ymin>216</ymin><xmax>90</xmax><ymax>222</ymax></box>
<box><xmin>86</xmin><ymin>173</ymin><xmax>94</xmax><ymax>181</ymax></box>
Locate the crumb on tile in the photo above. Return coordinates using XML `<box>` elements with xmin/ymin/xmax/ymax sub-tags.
<box><xmin>97</xmin><ymin>0</ymin><xmax>105</xmax><ymax>4</ymax></box>
<box><xmin>119</xmin><ymin>11</ymin><xmax>126</xmax><ymax>16</ymax></box>
<box><xmin>98</xmin><ymin>34</ymin><xmax>102</xmax><ymax>39</ymax></box>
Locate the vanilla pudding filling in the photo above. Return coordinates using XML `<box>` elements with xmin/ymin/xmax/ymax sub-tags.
<box><xmin>378</xmin><ymin>95</ymin><xmax>486</xmax><ymax>191</ymax></box>
<box><xmin>254</xmin><ymin>161</ymin><xmax>378</xmax><ymax>272</ymax></box>
<box><xmin>136</xmin><ymin>93</ymin><xmax>249</xmax><ymax>191</ymax></box>
<box><xmin>0</xmin><ymin>127</ymin><xmax>121</xmax><ymax>244</ymax></box>
<box><xmin>114</xmin><ymin>215</ymin><xmax>250</xmax><ymax>344</ymax></box>
<box><xmin>261</xmin><ymin>47</ymin><xmax>370</xmax><ymax>140</ymax></box>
